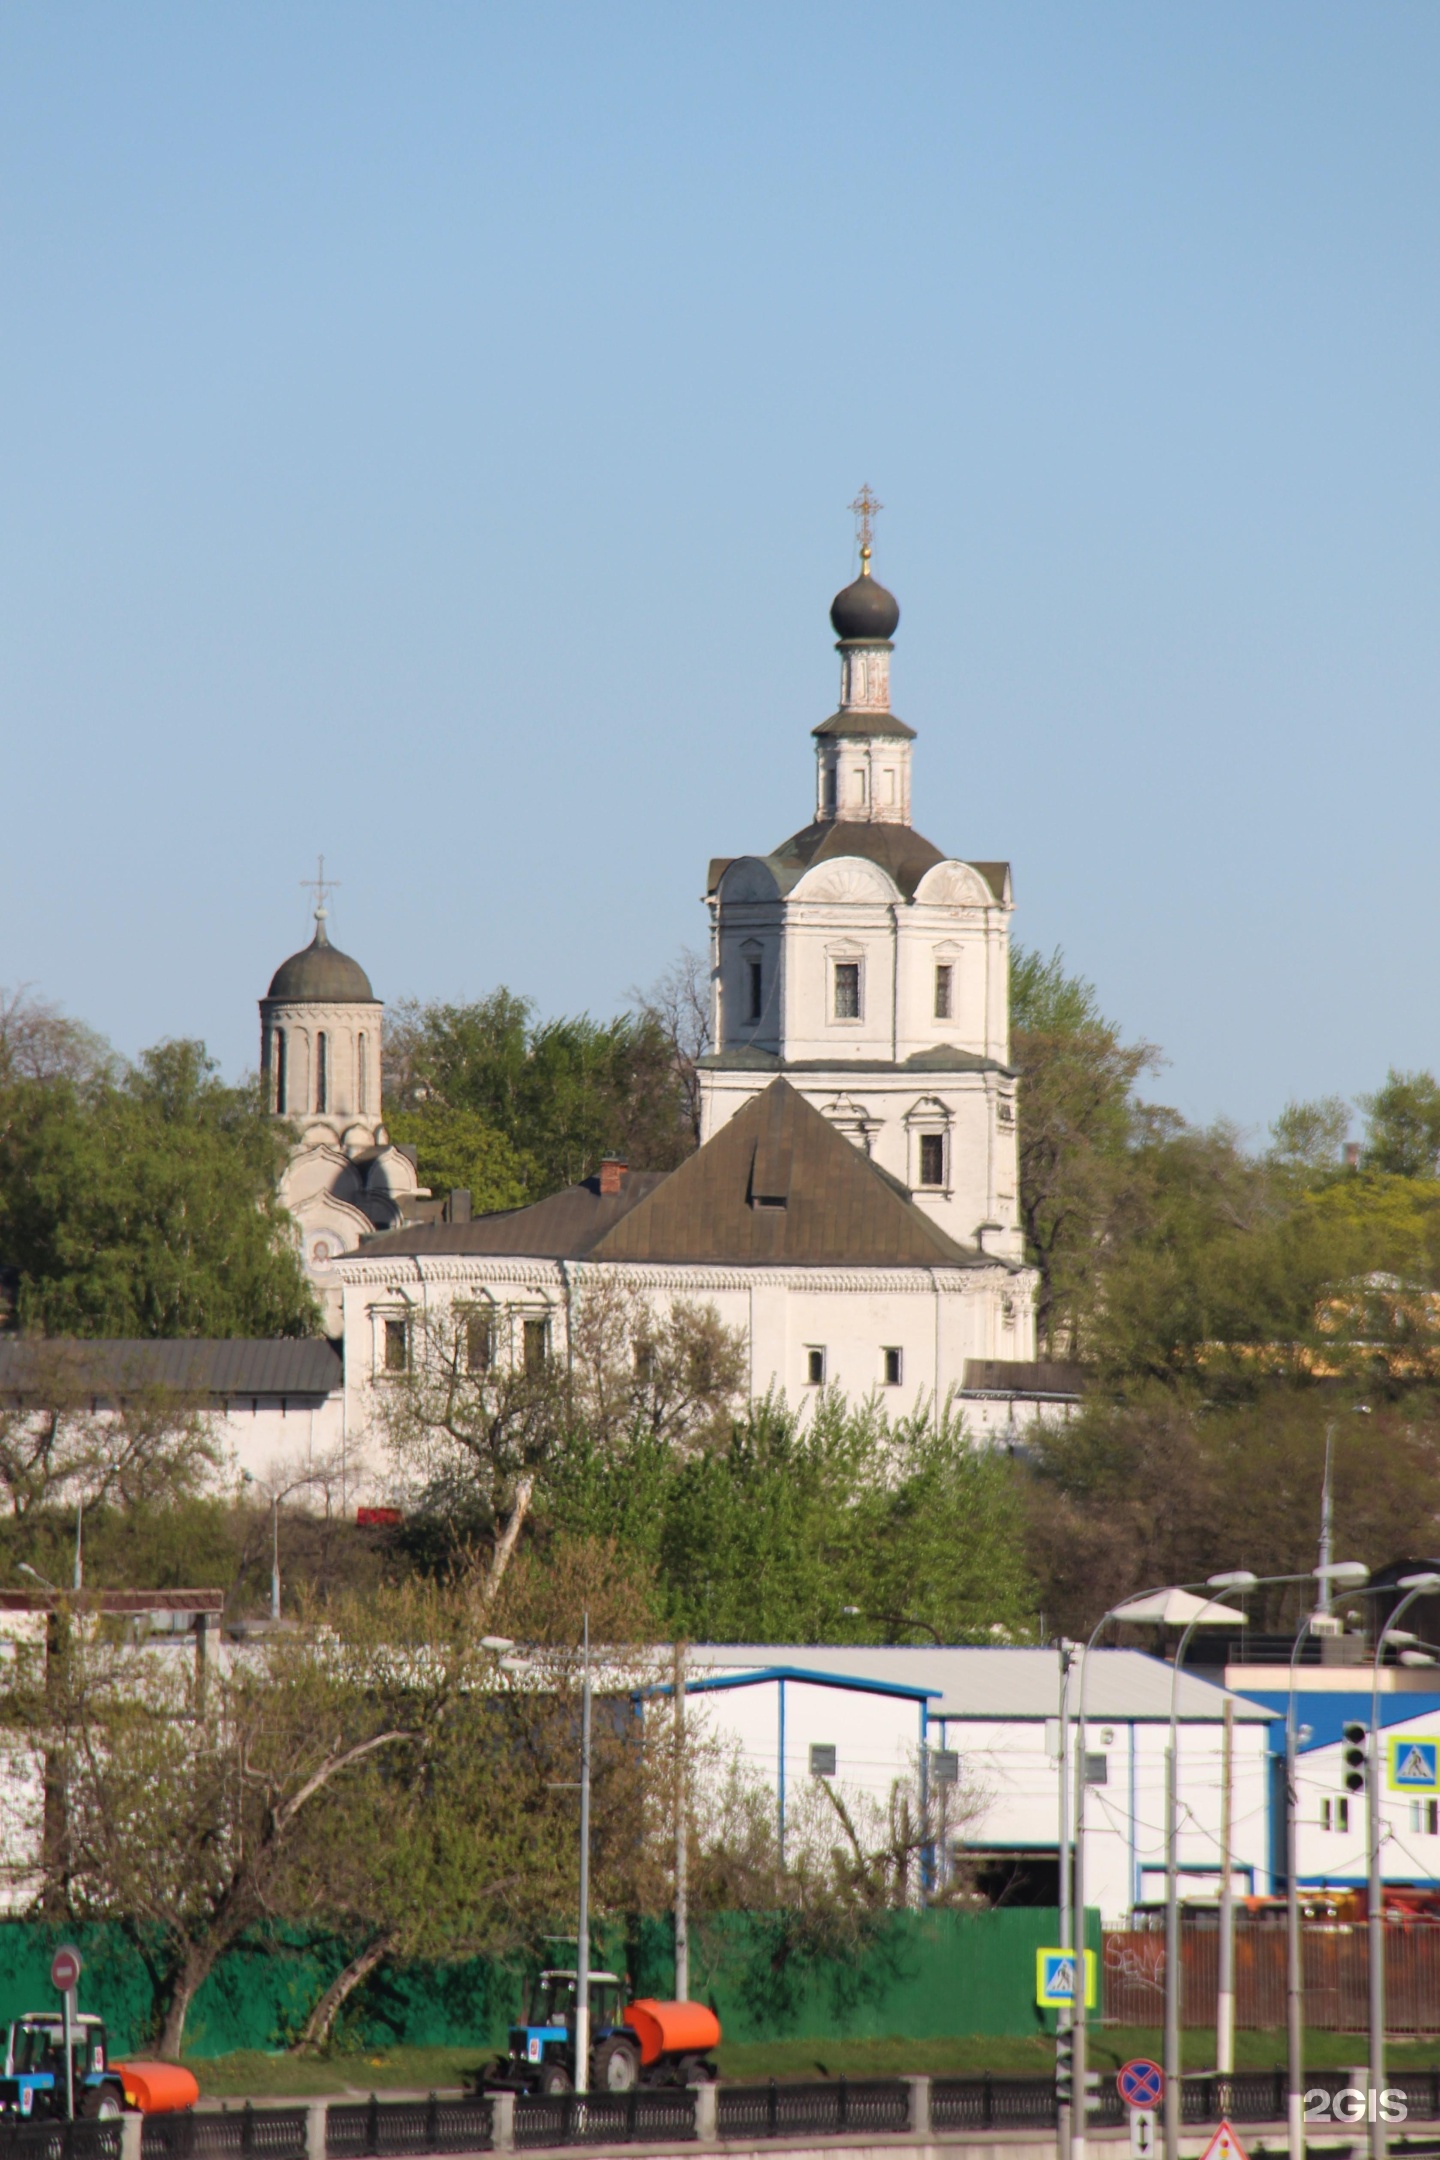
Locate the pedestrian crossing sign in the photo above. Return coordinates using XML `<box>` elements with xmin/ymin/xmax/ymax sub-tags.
<box><xmin>1036</xmin><ymin>1948</ymin><xmax>1097</xmax><ymax>2008</ymax></box>
<box><xmin>1388</xmin><ymin>1737</ymin><xmax>1440</xmax><ymax>1791</ymax></box>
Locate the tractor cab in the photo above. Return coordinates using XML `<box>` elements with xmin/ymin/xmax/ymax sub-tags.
<box><xmin>0</xmin><ymin>2013</ymin><xmax>125</xmax><ymax>2119</ymax></box>
<box><xmin>503</xmin><ymin>1970</ymin><xmax>627</xmax><ymax>2095</ymax></box>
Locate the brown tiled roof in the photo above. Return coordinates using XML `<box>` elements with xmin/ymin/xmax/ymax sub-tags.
<box><xmin>358</xmin><ymin>1171</ymin><xmax>667</xmax><ymax>1261</ymax></box>
<box><xmin>591</xmin><ymin>1079</ymin><xmax>988</xmax><ymax>1269</ymax></box>
<box><xmin>0</xmin><ymin>1339</ymin><xmax>341</xmax><ymax>1402</ymax></box>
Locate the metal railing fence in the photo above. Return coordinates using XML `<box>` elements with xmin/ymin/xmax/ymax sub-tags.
<box><xmin>511</xmin><ymin>2093</ymin><xmax>694</xmax><ymax>2149</ymax></box>
<box><xmin>0</xmin><ymin>2127</ymin><xmax>123</xmax><ymax>2160</ymax></box>
<box><xmin>326</xmin><ymin>2099</ymin><xmax>494</xmax><ymax>2158</ymax></box>
<box><xmin>143</xmin><ymin>2113</ymin><xmax>308</xmax><ymax>2160</ymax></box>
<box><xmin>715</xmin><ymin>2081</ymin><xmax>909</xmax><ymax>2141</ymax></box>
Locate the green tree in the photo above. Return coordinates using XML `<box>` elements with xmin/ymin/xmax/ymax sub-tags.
<box><xmin>0</xmin><ymin>1040</ymin><xmax>317</xmax><ymax>1338</ymax></box>
<box><xmin>1267</xmin><ymin>1095</ymin><xmax>1352</xmax><ymax>1180</ymax></box>
<box><xmin>382</xmin><ymin>1104</ymin><xmax>534</xmax><ymax>1214</ymax></box>
<box><xmin>1361</xmin><ymin>1069</ymin><xmax>1440</xmax><ymax>1177</ymax></box>
<box><xmin>384</xmin><ymin>990</ymin><xmax>695</xmax><ymax>1197</ymax></box>
<box><xmin>1009</xmin><ymin>947</ymin><xmax>1158</xmax><ymax>1353</ymax></box>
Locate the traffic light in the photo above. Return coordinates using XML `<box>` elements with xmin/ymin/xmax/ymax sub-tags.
<box><xmin>1342</xmin><ymin>1721</ymin><xmax>1369</xmax><ymax>1794</ymax></box>
<box><xmin>1055</xmin><ymin>2027</ymin><xmax>1073</xmax><ymax>2106</ymax></box>
<box><xmin>1083</xmin><ymin>2070</ymin><xmax>1104</xmax><ymax>2114</ymax></box>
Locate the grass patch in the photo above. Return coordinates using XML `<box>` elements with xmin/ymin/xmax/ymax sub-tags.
<box><xmin>184</xmin><ymin>2029</ymin><xmax>1440</xmax><ymax>2096</ymax></box>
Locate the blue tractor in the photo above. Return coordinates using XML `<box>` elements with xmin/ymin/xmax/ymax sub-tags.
<box><xmin>0</xmin><ymin>2013</ymin><xmax>127</xmax><ymax>2120</ymax></box>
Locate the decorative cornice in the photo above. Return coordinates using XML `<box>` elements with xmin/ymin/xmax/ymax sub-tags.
<box><xmin>334</xmin><ymin>1254</ymin><xmax>1030</xmax><ymax>1298</ymax></box>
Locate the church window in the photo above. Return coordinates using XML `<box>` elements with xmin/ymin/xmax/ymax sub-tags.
<box><xmin>806</xmin><ymin>1346</ymin><xmax>826</xmax><ymax>1386</ymax></box>
<box><xmin>746</xmin><ymin>959</ymin><xmax>762</xmax><ymax>1023</ymax></box>
<box><xmin>853</xmin><ymin>767</ymin><xmax>867</xmax><ymax>806</ymax></box>
<box><xmin>934</xmin><ymin>964</ymin><xmax>953</xmax><ymax>1020</ymax></box>
<box><xmin>823</xmin><ymin>762</ymin><xmax>837</xmax><ymax>813</ymax></box>
<box><xmin>466</xmin><ymin>1311</ymin><xmax>493</xmax><ymax>1373</ymax></box>
<box><xmin>883</xmin><ymin>1347</ymin><xmax>903</xmax><ymax>1386</ymax></box>
<box><xmin>273</xmin><ymin>1030</ymin><xmax>287</xmax><ymax>1113</ymax></box>
<box><xmin>382</xmin><ymin>1318</ymin><xmax>409</xmax><ymax>1373</ymax></box>
<box><xmin>833</xmin><ymin>962</ymin><xmax>861</xmax><ymax>1020</ymax></box>
<box><xmin>523</xmin><ymin>1317</ymin><xmax>550</xmax><ymax>1373</ymax></box>
<box><xmin>919</xmin><ymin>1133</ymin><xmax>946</xmax><ymax>1187</ymax></box>
<box><xmin>883</xmin><ymin>768</ymin><xmax>896</xmax><ymax>804</ymax></box>
<box><xmin>315</xmin><ymin>1033</ymin><xmax>328</xmax><ymax>1113</ymax></box>
<box><xmin>357</xmin><ymin>1034</ymin><xmax>367</xmax><ymax>1112</ymax></box>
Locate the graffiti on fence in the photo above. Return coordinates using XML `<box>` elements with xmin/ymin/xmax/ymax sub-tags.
<box><xmin>1105</xmin><ymin>1934</ymin><xmax>1166</xmax><ymax>2000</ymax></box>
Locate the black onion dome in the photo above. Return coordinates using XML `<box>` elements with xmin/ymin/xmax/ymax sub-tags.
<box><xmin>830</xmin><ymin>564</ymin><xmax>900</xmax><ymax>642</ymax></box>
<box><xmin>266</xmin><ymin>918</ymin><xmax>377</xmax><ymax>1003</ymax></box>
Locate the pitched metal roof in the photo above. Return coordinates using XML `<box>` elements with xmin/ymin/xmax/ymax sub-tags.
<box><xmin>591</xmin><ymin>1079</ymin><xmax>987</xmax><ymax>1269</ymax></box>
<box><xmin>357</xmin><ymin>1170</ymin><xmax>668</xmax><ymax>1261</ymax></box>
<box><xmin>684</xmin><ymin>1644</ymin><xmax>1272</xmax><ymax>1723</ymax></box>
<box><xmin>0</xmin><ymin>1338</ymin><xmax>342</xmax><ymax>1401</ymax></box>
<box><xmin>709</xmin><ymin>821</ymin><xmax>1011</xmax><ymax>906</ymax></box>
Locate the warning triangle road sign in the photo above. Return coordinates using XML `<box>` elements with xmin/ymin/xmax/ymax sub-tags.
<box><xmin>1197</xmin><ymin>2121</ymin><xmax>1250</xmax><ymax>2160</ymax></box>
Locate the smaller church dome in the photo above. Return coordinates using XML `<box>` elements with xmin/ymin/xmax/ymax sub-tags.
<box><xmin>267</xmin><ymin>915</ymin><xmax>377</xmax><ymax>1003</ymax></box>
<box><xmin>830</xmin><ymin>557</ymin><xmax>900</xmax><ymax>642</ymax></box>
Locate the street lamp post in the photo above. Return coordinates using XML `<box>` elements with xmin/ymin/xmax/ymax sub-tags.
<box><xmin>1366</xmin><ymin>1573</ymin><xmax>1440</xmax><ymax>2160</ymax></box>
<box><xmin>575</xmin><ymin>1613</ymin><xmax>593</xmax><ymax>2097</ymax></box>
<box><xmin>1284</xmin><ymin>1562</ymin><xmax>1371</xmax><ymax>2160</ymax></box>
<box><xmin>242</xmin><ymin>1470</ymin><xmax>323</xmax><ymax>1621</ymax></box>
<box><xmin>1072</xmin><ymin>1582</ymin><xmax>1211</xmax><ymax>2160</ymax></box>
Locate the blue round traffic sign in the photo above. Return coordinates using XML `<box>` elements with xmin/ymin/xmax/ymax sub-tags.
<box><xmin>1119</xmin><ymin>2060</ymin><xmax>1164</xmax><ymax>2110</ymax></box>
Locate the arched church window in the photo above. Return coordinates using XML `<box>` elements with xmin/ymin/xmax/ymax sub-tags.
<box><xmin>273</xmin><ymin>1030</ymin><xmax>287</xmax><ymax>1114</ymax></box>
<box><xmin>315</xmin><ymin>1033</ymin><xmax>328</xmax><ymax>1114</ymax></box>
<box><xmin>823</xmin><ymin>762</ymin><xmax>837</xmax><ymax>813</ymax></box>
<box><xmin>357</xmin><ymin>1034</ymin><xmax>367</xmax><ymax>1113</ymax></box>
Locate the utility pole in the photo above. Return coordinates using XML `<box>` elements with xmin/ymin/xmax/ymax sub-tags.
<box><xmin>575</xmin><ymin>1613</ymin><xmax>592</xmax><ymax>2097</ymax></box>
<box><xmin>1057</xmin><ymin>1644</ymin><xmax>1074</xmax><ymax>2160</ymax></box>
<box><xmin>1217</xmin><ymin>1697</ymin><xmax>1235</xmax><ymax>2076</ymax></box>
<box><xmin>674</xmin><ymin>1640</ymin><xmax>689</xmax><ymax>2001</ymax></box>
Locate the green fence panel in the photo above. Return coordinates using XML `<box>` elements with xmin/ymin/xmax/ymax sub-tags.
<box><xmin>0</xmin><ymin>1908</ymin><xmax>1102</xmax><ymax>2058</ymax></box>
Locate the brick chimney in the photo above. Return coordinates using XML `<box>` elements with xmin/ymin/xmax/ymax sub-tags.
<box><xmin>598</xmin><ymin>1157</ymin><xmax>626</xmax><ymax>1196</ymax></box>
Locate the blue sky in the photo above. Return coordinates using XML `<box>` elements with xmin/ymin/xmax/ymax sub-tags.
<box><xmin>3</xmin><ymin>3</ymin><xmax>1437</xmax><ymax>1138</ymax></box>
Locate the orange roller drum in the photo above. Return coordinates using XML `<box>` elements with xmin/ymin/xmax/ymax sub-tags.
<box><xmin>622</xmin><ymin>1999</ymin><xmax>721</xmax><ymax>2068</ymax></box>
<box><xmin>116</xmin><ymin>2062</ymin><xmax>200</xmax><ymax>2114</ymax></box>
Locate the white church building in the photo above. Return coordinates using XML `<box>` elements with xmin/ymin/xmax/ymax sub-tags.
<box><xmin>315</xmin><ymin>536</ymin><xmax>1074</xmax><ymax>1483</ymax></box>
<box><xmin>0</xmin><ymin>530</ymin><xmax>1077</xmax><ymax>1494</ymax></box>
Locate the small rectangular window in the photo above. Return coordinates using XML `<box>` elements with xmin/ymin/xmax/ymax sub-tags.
<box><xmin>1410</xmin><ymin>1799</ymin><xmax>1439</xmax><ymax>1835</ymax></box>
<box><xmin>357</xmin><ymin>1033</ymin><xmax>367</xmax><ymax>1113</ymax></box>
<box><xmin>523</xmin><ymin>1317</ymin><xmax>550</xmax><ymax>1373</ymax></box>
<box><xmin>466</xmin><ymin>1312</ymin><xmax>493</xmax><ymax>1373</ymax></box>
<box><xmin>833</xmin><ymin>962</ymin><xmax>860</xmax><ymax>1020</ymax></box>
<box><xmin>934</xmin><ymin>964</ymin><xmax>953</xmax><ymax>1020</ymax></box>
<box><xmin>315</xmin><ymin>1031</ymin><xmax>328</xmax><ymax>1114</ymax></box>
<box><xmin>883</xmin><ymin>1346</ymin><xmax>902</xmax><ymax>1386</ymax></box>
<box><xmin>919</xmin><ymin>1132</ymin><xmax>946</xmax><ymax>1186</ymax></box>
<box><xmin>746</xmin><ymin>959</ymin><xmax>762</xmax><ymax>1023</ymax></box>
<box><xmin>383</xmin><ymin>1318</ymin><xmax>408</xmax><ymax>1373</ymax></box>
<box><xmin>810</xmin><ymin>1743</ymin><xmax>837</xmax><ymax>1779</ymax></box>
<box><xmin>806</xmin><ymin>1346</ymin><xmax>826</xmax><ymax>1386</ymax></box>
<box><xmin>273</xmin><ymin>1029</ymin><xmax>287</xmax><ymax>1114</ymax></box>
<box><xmin>1325</xmin><ymin>1796</ymin><xmax>1350</xmax><ymax>1833</ymax></box>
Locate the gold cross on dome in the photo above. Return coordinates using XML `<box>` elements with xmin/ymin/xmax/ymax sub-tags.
<box><xmin>300</xmin><ymin>854</ymin><xmax>340</xmax><ymax>920</ymax></box>
<box><xmin>849</xmin><ymin>484</ymin><xmax>883</xmax><ymax>554</ymax></box>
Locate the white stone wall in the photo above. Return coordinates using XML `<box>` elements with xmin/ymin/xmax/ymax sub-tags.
<box><xmin>332</xmin><ymin>1252</ymin><xmax>1047</xmax><ymax>1485</ymax></box>
<box><xmin>704</xmin><ymin>852</ymin><xmax>1023</xmax><ymax>1267</ymax></box>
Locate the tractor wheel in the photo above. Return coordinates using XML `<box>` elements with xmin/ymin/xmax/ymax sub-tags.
<box><xmin>81</xmin><ymin>2088</ymin><xmax>124</xmax><ymax>2121</ymax></box>
<box><xmin>538</xmin><ymin>2063</ymin><xmax>572</xmax><ymax>2097</ymax></box>
<box><xmin>592</xmin><ymin>2038</ymin><xmax>641</xmax><ymax>2094</ymax></box>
